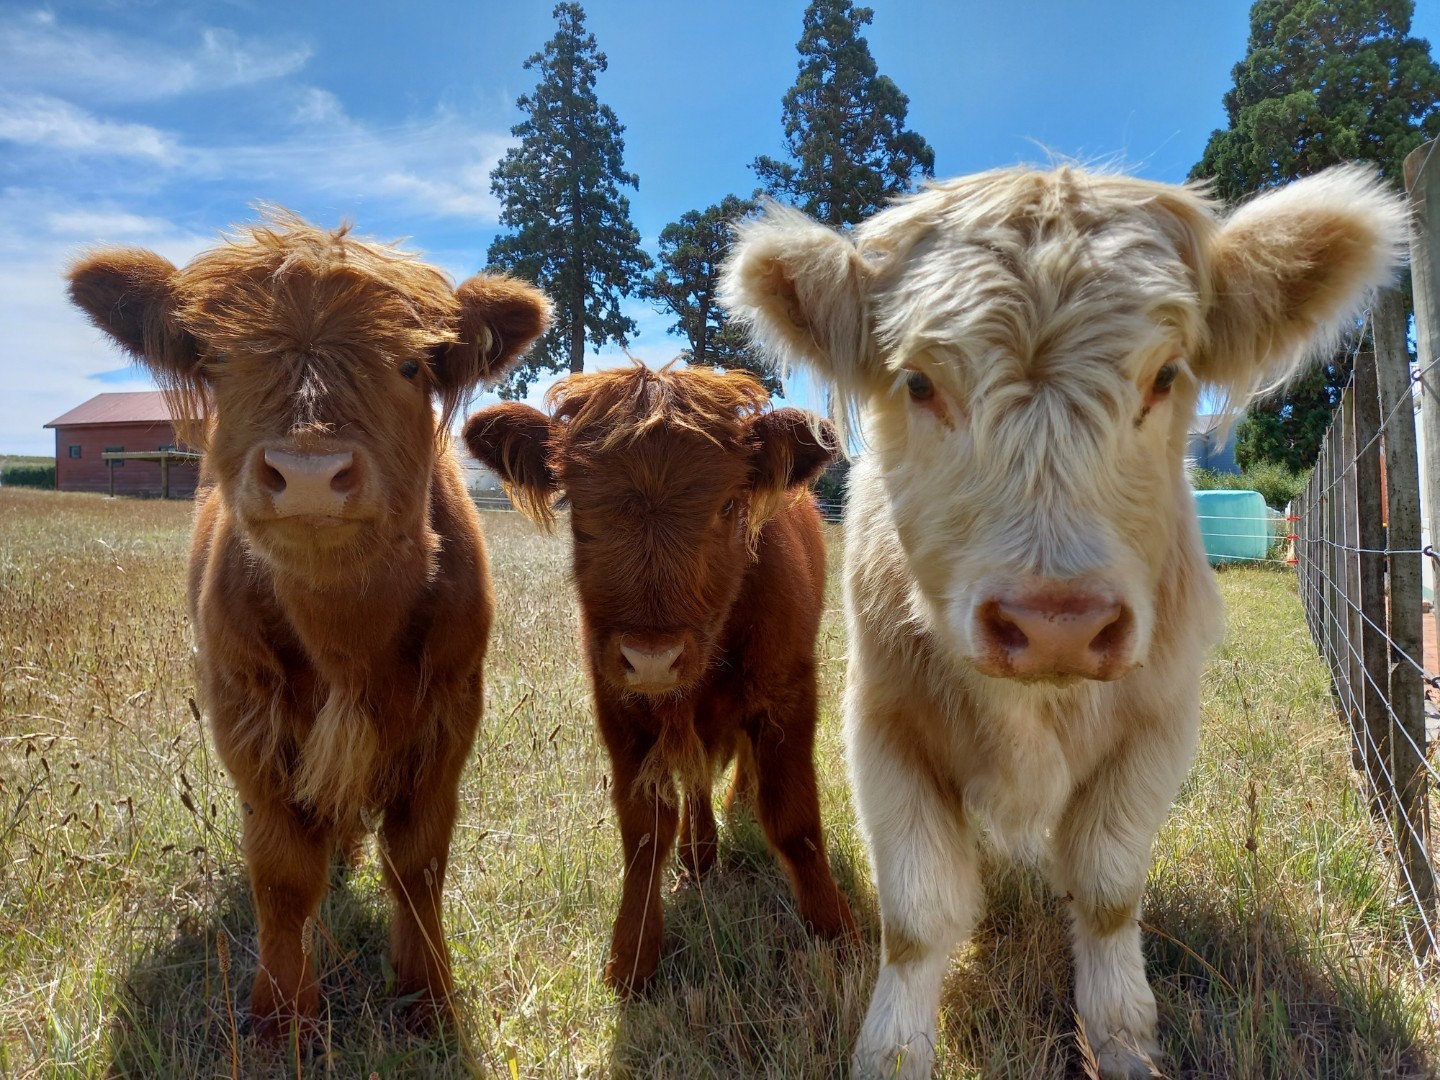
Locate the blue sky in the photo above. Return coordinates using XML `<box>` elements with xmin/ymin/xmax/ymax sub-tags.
<box><xmin>3</xmin><ymin>0</ymin><xmax>1437</xmax><ymax>455</ymax></box>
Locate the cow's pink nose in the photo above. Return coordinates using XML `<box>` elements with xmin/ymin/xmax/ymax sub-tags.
<box><xmin>619</xmin><ymin>642</ymin><xmax>683</xmax><ymax>688</ymax></box>
<box><xmin>259</xmin><ymin>449</ymin><xmax>358</xmax><ymax>518</ymax></box>
<box><xmin>976</xmin><ymin>594</ymin><xmax>1133</xmax><ymax>681</ymax></box>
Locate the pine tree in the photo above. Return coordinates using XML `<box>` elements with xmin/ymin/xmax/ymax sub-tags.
<box><xmin>1194</xmin><ymin>0</ymin><xmax>1440</xmax><ymax>200</ymax></box>
<box><xmin>754</xmin><ymin>0</ymin><xmax>934</xmax><ymax>228</ymax></box>
<box><xmin>1192</xmin><ymin>0</ymin><xmax>1440</xmax><ymax>471</ymax></box>
<box><xmin>487</xmin><ymin>2</ymin><xmax>652</xmax><ymax>398</ymax></box>
<box><xmin>640</xmin><ymin>195</ymin><xmax>780</xmax><ymax>394</ymax></box>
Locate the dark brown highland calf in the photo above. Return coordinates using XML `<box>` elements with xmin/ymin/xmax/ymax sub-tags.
<box><xmin>464</xmin><ymin>364</ymin><xmax>857</xmax><ymax>993</ymax></box>
<box><xmin>67</xmin><ymin>212</ymin><xmax>549</xmax><ymax>1036</ymax></box>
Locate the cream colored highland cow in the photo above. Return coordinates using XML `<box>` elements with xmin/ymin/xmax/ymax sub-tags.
<box><xmin>720</xmin><ymin>165</ymin><xmax>1406</xmax><ymax>1078</ymax></box>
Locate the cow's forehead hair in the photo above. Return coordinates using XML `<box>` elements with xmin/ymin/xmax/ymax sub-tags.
<box><xmin>177</xmin><ymin>207</ymin><xmax>461</xmax><ymax>359</ymax></box>
<box><xmin>857</xmin><ymin>167</ymin><xmax>1215</xmax><ymax>383</ymax></box>
<box><xmin>547</xmin><ymin>363</ymin><xmax>769</xmax><ymax>456</ymax></box>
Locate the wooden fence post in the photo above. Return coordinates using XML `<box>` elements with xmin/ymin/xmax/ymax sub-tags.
<box><xmin>1324</xmin><ymin>423</ymin><xmax>1343</xmax><ymax>720</ymax></box>
<box><xmin>1354</xmin><ymin>352</ymin><xmax>1392</xmax><ymax>816</ymax></box>
<box><xmin>1373</xmin><ymin>285</ymin><xmax>1437</xmax><ymax>940</ymax></box>
<box><xmin>1405</xmin><ymin>139</ymin><xmax>1440</xmax><ymax>658</ymax></box>
<box><xmin>1342</xmin><ymin>390</ymin><xmax>1364</xmax><ymax>720</ymax></box>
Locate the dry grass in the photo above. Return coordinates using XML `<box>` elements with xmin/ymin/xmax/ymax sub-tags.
<box><xmin>0</xmin><ymin>487</ymin><xmax>1436</xmax><ymax>1078</ymax></box>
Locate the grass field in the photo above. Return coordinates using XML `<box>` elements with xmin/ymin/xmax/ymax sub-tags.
<box><xmin>1</xmin><ymin>487</ymin><xmax>1437</xmax><ymax>1079</ymax></box>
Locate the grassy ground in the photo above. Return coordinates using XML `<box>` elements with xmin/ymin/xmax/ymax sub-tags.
<box><xmin>1</xmin><ymin>487</ymin><xmax>1436</xmax><ymax>1079</ymax></box>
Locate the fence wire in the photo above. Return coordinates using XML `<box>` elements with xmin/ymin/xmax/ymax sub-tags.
<box><xmin>1292</xmin><ymin>329</ymin><xmax>1440</xmax><ymax>976</ymax></box>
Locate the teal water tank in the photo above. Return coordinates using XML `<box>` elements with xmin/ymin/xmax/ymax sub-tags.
<box><xmin>1193</xmin><ymin>489</ymin><xmax>1274</xmax><ymax>565</ymax></box>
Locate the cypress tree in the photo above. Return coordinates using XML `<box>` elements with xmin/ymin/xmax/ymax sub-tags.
<box><xmin>1193</xmin><ymin>0</ymin><xmax>1440</xmax><ymax>470</ymax></box>
<box><xmin>754</xmin><ymin>0</ymin><xmax>934</xmax><ymax>228</ymax></box>
<box><xmin>487</xmin><ymin>3</ymin><xmax>652</xmax><ymax>398</ymax></box>
<box><xmin>641</xmin><ymin>195</ymin><xmax>780</xmax><ymax>393</ymax></box>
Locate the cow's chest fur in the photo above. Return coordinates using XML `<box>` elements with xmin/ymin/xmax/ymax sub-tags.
<box><xmin>931</xmin><ymin>675</ymin><xmax>1116</xmax><ymax>860</ymax></box>
<box><xmin>199</xmin><ymin>521</ymin><xmax>448</xmax><ymax>824</ymax></box>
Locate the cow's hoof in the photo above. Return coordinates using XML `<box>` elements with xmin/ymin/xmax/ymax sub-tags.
<box><xmin>249</xmin><ymin>1008</ymin><xmax>320</xmax><ymax>1048</ymax></box>
<box><xmin>397</xmin><ymin>991</ymin><xmax>456</xmax><ymax>1035</ymax></box>
<box><xmin>603</xmin><ymin>957</ymin><xmax>657</xmax><ymax>999</ymax></box>
<box><xmin>851</xmin><ymin>1038</ymin><xmax>934</xmax><ymax>1080</ymax></box>
<box><xmin>1095</xmin><ymin>1035</ymin><xmax>1161</xmax><ymax>1079</ymax></box>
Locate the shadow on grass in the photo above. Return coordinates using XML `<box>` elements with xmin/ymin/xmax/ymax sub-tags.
<box><xmin>605</xmin><ymin>811</ymin><xmax>872</xmax><ymax>1079</ymax></box>
<box><xmin>105</xmin><ymin>862</ymin><xmax>485</xmax><ymax>1080</ymax></box>
<box><xmin>936</xmin><ymin>862</ymin><xmax>1435</xmax><ymax>1080</ymax></box>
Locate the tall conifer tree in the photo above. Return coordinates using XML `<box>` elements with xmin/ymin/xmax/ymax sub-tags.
<box><xmin>487</xmin><ymin>3</ymin><xmax>651</xmax><ymax>398</ymax></box>
<box><xmin>640</xmin><ymin>195</ymin><xmax>780</xmax><ymax>393</ymax></box>
<box><xmin>754</xmin><ymin>0</ymin><xmax>934</xmax><ymax>228</ymax></box>
<box><xmin>1192</xmin><ymin>0</ymin><xmax>1440</xmax><ymax>471</ymax></box>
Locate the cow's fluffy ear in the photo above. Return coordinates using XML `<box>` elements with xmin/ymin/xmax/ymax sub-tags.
<box><xmin>67</xmin><ymin>248</ymin><xmax>201</xmax><ymax>385</ymax></box>
<box><xmin>462</xmin><ymin>402</ymin><xmax>558</xmax><ymax>527</ymax></box>
<box><xmin>1198</xmin><ymin>165</ymin><xmax>1407</xmax><ymax>401</ymax></box>
<box><xmin>436</xmin><ymin>274</ymin><xmax>552</xmax><ymax>400</ymax></box>
<box><xmin>720</xmin><ymin>205</ymin><xmax>871</xmax><ymax>398</ymax></box>
<box><xmin>747</xmin><ymin>407</ymin><xmax>839</xmax><ymax>537</ymax></box>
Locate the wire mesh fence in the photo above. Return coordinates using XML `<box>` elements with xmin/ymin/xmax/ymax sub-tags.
<box><xmin>1292</xmin><ymin>295</ymin><xmax>1440</xmax><ymax>973</ymax></box>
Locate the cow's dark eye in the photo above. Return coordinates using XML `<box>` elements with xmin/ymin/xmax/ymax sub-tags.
<box><xmin>720</xmin><ymin>499</ymin><xmax>735</xmax><ymax>515</ymax></box>
<box><xmin>1152</xmin><ymin>363</ymin><xmax>1179</xmax><ymax>395</ymax></box>
<box><xmin>905</xmin><ymin>370</ymin><xmax>934</xmax><ymax>402</ymax></box>
<box><xmin>400</xmin><ymin>359</ymin><xmax>420</xmax><ymax>379</ymax></box>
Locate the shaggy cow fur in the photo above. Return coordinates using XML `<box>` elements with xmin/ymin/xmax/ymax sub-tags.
<box><xmin>464</xmin><ymin>364</ymin><xmax>856</xmax><ymax>994</ymax></box>
<box><xmin>67</xmin><ymin>210</ymin><xmax>550</xmax><ymax>1037</ymax></box>
<box><xmin>720</xmin><ymin>165</ymin><xmax>1406</xmax><ymax>1077</ymax></box>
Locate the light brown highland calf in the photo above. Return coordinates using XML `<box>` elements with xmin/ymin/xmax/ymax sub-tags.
<box><xmin>722</xmin><ymin>165</ymin><xmax>1406</xmax><ymax>1077</ymax></box>
<box><xmin>67</xmin><ymin>212</ymin><xmax>549</xmax><ymax>1037</ymax></box>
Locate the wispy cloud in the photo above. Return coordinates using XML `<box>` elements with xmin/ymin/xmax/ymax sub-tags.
<box><xmin>189</xmin><ymin>99</ymin><xmax>514</xmax><ymax>224</ymax></box>
<box><xmin>0</xmin><ymin>10</ymin><xmax>311</xmax><ymax>102</ymax></box>
<box><xmin>0</xmin><ymin>92</ymin><xmax>178</xmax><ymax>160</ymax></box>
<box><xmin>0</xmin><ymin>189</ymin><xmax>214</xmax><ymax>451</ymax></box>
<box><xmin>44</xmin><ymin>210</ymin><xmax>181</xmax><ymax>240</ymax></box>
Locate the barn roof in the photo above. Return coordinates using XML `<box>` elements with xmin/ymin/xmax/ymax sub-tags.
<box><xmin>44</xmin><ymin>391</ymin><xmax>188</xmax><ymax>428</ymax></box>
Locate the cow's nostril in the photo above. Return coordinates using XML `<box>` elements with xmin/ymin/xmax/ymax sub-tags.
<box><xmin>990</xmin><ymin>613</ymin><xmax>1028</xmax><ymax>653</ymax></box>
<box><xmin>622</xmin><ymin>656</ymin><xmax>636</xmax><ymax>675</ymax></box>
<box><xmin>260</xmin><ymin>461</ymin><xmax>286</xmax><ymax>494</ymax></box>
<box><xmin>331</xmin><ymin>465</ymin><xmax>356</xmax><ymax>494</ymax></box>
<box><xmin>1090</xmin><ymin>610</ymin><xmax>1128</xmax><ymax>656</ymax></box>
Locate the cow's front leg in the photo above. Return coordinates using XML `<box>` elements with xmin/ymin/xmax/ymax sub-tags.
<box><xmin>677</xmin><ymin>787</ymin><xmax>718</xmax><ymax>878</ymax></box>
<box><xmin>1050</xmin><ymin>730</ymin><xmax>1190</xmax><ymax>1078</ymax></box>
<box><xmin>748</xmin><ymin>664</ymin><xmax>855</xmax><ymax>941</ymax></box>
<box><xmin>239</xmin><ymin>787</ymin><xmax>331</xmax><ymax>1041</ymax></box>
<box><xmin>379</xmin><ymin>756</ymin><xmax>464</xmax><ymax>1029</ymax></box>
<box><xmin>599</xmin><ymin>711</ymin><xmax>678</xmax><ymax>996</ymax></box>
<box><xmin>849</xmin><ymin>704</ymin><xmax>982</xmax><ymax>1080</ymax></box>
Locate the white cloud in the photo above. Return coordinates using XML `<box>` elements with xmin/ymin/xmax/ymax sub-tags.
<box><xmin>372</xmin><ymin>167</ymin><xmax>505</xmax><ymax>221</ymax></box>
<box><xmin>211</xmin><ymin>104</ymin><xmax>514</xmax><ymax>224</ymax></box>
<box><xmin>0</xmin><ymin>92</ymin><xmax>178</xmax><ymax>161</ymax></box>
<box><xmin>44</xmin><ymin>210</ymin><xmax>179</xmax><ymax>240</ymax></box>
<box><xmin>0</xmin><ymin>11</ymin><xmax>311</xmax><ymax>102</ymax></box>
<box><xmin>0</xmin><ymin>191</ymin><xmax>212</xmax><ymax>454</ymax></box>
<box><xmin>292</xmin><ymin>87</ymin><xmax>347</xmax><ymax>127</ymax></box>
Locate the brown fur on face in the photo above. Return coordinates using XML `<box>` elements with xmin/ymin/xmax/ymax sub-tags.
<box><xmin>65</xmin><ymin>208</ymin><xmax>551</xmax><ymax>1038</ymax></box>
<box><xmin>463</xmin><ymin>364</ymin><xmax>854</xmax><ymax>995</ymax></box>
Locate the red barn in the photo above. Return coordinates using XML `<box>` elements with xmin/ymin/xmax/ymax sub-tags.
<box><xmin>44</xmin><ymin>391</ymin><xmax>200</xmax><ymax>498</ymax></box>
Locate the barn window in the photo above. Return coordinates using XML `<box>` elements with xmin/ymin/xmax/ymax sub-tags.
<box><xmin>158</xmin><ymin>444</ymin><xmax>175</xmax><ymax>452</ymax></box>
<box><xmin>68</xmin><ymin>445</ymin><xmax>81</xmax><ymax>458</ymax></box>
<box><xmin>105</xmin><ymin>445</ymin><xmax>125</xmax><ymax>467</ymax></box>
